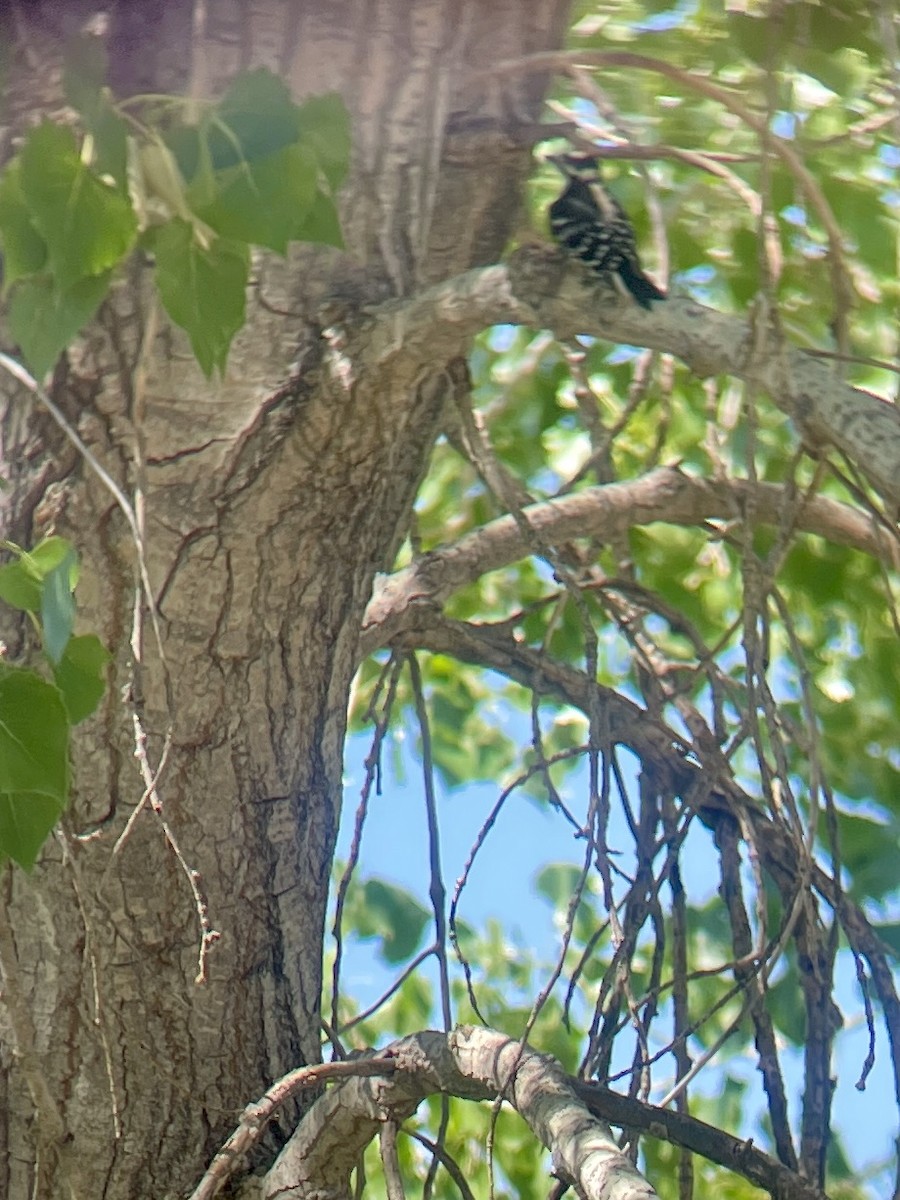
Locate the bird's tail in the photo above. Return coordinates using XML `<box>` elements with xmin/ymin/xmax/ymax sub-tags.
<box><xmin>618</xmin><ymin>260</ymin><xmax>667</xmax><ymax>310</ymax></box>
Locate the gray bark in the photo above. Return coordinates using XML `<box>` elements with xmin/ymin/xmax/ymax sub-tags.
<box><xmin>262</xmin><ymin>1028</ymin><xmax>658</xmax><ymax>1200</ymax></box>
<box><xmin>0</xmin><ymin>3</ymin><xmax>570</xmax><ymax>1197</ymax></box>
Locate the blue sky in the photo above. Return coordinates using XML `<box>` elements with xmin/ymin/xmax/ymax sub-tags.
<box><xmin>338</xmin><ymin>723</ymin><xmax>897</xmax><ymax>1197</ymax></box>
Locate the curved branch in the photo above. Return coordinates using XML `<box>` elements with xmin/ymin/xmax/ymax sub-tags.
<box><xmin>258</xmin><ymin>1027</ymin><xmax>831</xmax><ymax>1200</ymax></box>
<box><xmin>359</xmin><ymin>466</ymin><xmax>898</xmax><ymax>660</ymax></box>
<box><xmin>365</xmin><ymin>252</ymin><xmax>900</xmax><ymax>508</ymax></box>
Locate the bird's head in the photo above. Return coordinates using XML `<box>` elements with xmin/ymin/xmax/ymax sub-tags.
<box><xmin>547</xmin><ymin>153</ymin><xmax>603</xmax><ymax>183</ymax></box>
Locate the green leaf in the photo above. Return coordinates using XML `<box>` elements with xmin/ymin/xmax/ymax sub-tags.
<box><xmin>164</xmin><ymin>124</ymin><xmax>206</xmax><ymax>185</ymax></box>
<box><xmin>8</xmin><ymin>271</ymin><xmax>112</xmax><ymax>378</ymax></box>
<box><xmin>294</xmin><ymin>188</ymin><xmax>344</xmax><ymax>249</ymax></box>
<box><xmin>181</xmin><ymin>129</ymin><xmax>217</xmax><ymax>209</ymax></box>
<box><xmin>0</xmin><ymin>536</ymin><xmax>75</xmax><ymax>612</ymax></box>
<box><xmin>296</xmin><ymin>92</ymin><xmax>351</xmax><ymax>189</ymax></box>
<box><xmin>798</xmin><ymin>48</ymin><xmax>868</xmax><ymax>97</ymax></box>
<box><xmin>19</xmin><ymin>123</ymin><xmax>137</xmax><ymax>289</ymax></box>
<box><xmin>208</xmin><ymin>68</ymin><xmax>301</xmax><ymax>168</ymax></box>
<box><xmin>728</xmin><ymin>226</ymin><xmax>762</xmax><ymax>304</ymax></box>
<box><xmin>0</xmin><ymin>560</ymin><xmax>41</xmax><ymax>611</ymax></box>
<box><xmin>52</xmin><ymin>634</ymin><xmax>110</xmax><ymax>723</ymax></box>
<box><xmin>806</xmin><ymin>4</ymin><xmax>876</xmax><ymax>56</ymax></box>
<box><xmin>836</xmin><ymin>810</ymin><xmax>900</xmax><ymax>902</ymax></box>
<box><xmin>767</xmin><ymin>967</ymin><xmax>807</xmax><ymax>1044</ymax></box>
<box><xmin>152</xmin><ymin>219</ymin><xmax>249</xmax><ymax>376</ymax></box>
<box><xmin>166</xmin><ymin>76</ymin><xmax>347</xmax><ymax>253</ymax></box>
<box><xmin>60</xmin><ymin>35</ymin><xmax>126</xmax><ymax>185</ymax></box>
<box><xmin>727</xmin><ymin>12</ymin><xmax>780</xmax><ymax>68</ymax></box>
<box><xmin>195</xmin><ymin>142</ymin><xmax>318</xmax><ymax>253</ymax></box>
<box><xmin>0</xmin><ymin>161</ymin><xmax>48</xmax><ymax>286</ymax></box>
<box><xmin>0</xmin><ymin>790</ymin><xmax>65</xmax><ymax>873</ymax></box>
<box><xmin>27</xmin><ymin>537</ymin><xmax>78</xmax><ymax>579</ymax></box>
<box><xmin>346</xmin><ymin>877</ymin><xmax>429</xmax><ymax>964</ymax></box>
<box><xmin>41</xmin><ymin>549</ymin><xmax>77</xmax><ymax>665</ymax></box>
<box><xmin>876</xmin><ymin>922</ymin><xmax>900</xmax><ymax>958</ymax></box>
<box><xmin>0</xmin><ymin>664</ymin><xmax>69</xmax><ymax>870</ymax></box>
<box><xmin>86</xmin><ymin>99</ymin><xmax>129</xmax><ymax>189</ymax></box>
<box><xmin>138</xmin><ymin>141</ymin><xmax>194</xmax><ymax>221</ymax></box>
<box><xmin>535</xmin><ymin>862</ymin><xmax>586</xmax><ymax>908</ymax></box>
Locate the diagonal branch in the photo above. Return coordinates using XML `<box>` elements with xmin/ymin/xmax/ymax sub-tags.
<box><xmin>370</xmin><ymin>611</ymin><xmax>900</xmax><ymax>1132</ymax></box>
<box><xmin>359</xmin><ymin>466</ymin><xmax>898</xmax><ymax>661</ymax></box>
<box><xmin>258</xmin><ymin>1027</ymin><xmax>832</xmax><ymax>1200</ymax></box>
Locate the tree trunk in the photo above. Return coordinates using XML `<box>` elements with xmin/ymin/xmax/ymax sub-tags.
<box><xmin>0</xmin><ymin>2</ymin><xmax>570</xmax><ymax>1196</ymax></box>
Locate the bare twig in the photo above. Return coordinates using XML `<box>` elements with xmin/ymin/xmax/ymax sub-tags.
<box><xmin>189</xmin><ymin>1055</ymin><xmax>398</xmax><ymax>1200</ymax></box>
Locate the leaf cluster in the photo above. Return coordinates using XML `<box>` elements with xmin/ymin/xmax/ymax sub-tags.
<box><xmin>0</xmin><ymin>39</ymin><xmax>349</xmax><ymax>376</ymax></box>
<box><xmin>0</xmin><ymin>537</ymin><xmax>108</xmax><ymax>869</ymax></box>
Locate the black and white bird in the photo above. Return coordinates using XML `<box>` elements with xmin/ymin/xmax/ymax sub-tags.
<box><xmin>548</xmin><ymin>154</ymin><xmax>666</xmax><ymax>310</ymax></box>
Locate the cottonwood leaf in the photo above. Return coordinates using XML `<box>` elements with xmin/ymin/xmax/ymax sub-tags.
<box><xmin>20</xmin><ymin>123</ymin><xmax>136</xmax><ymax>290</ymax></box>
<box><xmin>0</xmin><ymin>666</ymin><xmax>69</xmax><ymax>870</ymax></box>
<box><xmin>153</xmin><ymin>219</ymin><xmax>248</xmax><ymax>376</ymax></box>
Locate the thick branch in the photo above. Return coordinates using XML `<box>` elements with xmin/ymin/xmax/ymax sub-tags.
<box><xmin>571</xmin><ymin>1081</ymin><xmax>830</xmax><ymax>1200</ymax></box>
<box><xmin>262</xmin><ymin>1026</ymin><xmax>646</xmax><ymax>1200</ymax></box>
<box><xmin>260</xmin><ymin>1028</ymin><xmax>831</xmax><ymax>1200</ymax></box>
<box><xmin>359</xmin><ymin>466</ymin><xmax>897</xmax><ymax>660</ymax></box>
<box><xmin>453</xmin><ymin>1027</ymin><xmax>658</xmax><ymax>1200</ymax></box>
<box><xmin>366</xmin><ymin>250</ymin><xmax>900</xmax><ymax>508</ymax></box>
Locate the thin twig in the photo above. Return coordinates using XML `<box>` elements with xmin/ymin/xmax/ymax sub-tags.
<box><xmin>188</xmin><ymin>1056</ymin><xmax>397</xmax><ymax>1200</ymax></box>
<box><xmin>406</xmin><ymin>652</ymin><xmax>452</xmax><ymax>1200</ymax></box>
<box><xmin>381</xmin><ymin>1121</ymin><xmax>406</xmax><ymax>1200</ymax></box>
<box><xmin>331</xmin><ymin>653</ymin><xmax>404</xmax><ymax>1030</ymax></box>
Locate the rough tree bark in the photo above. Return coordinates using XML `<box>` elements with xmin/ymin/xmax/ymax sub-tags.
<box><xmin>0</xmin><ymin>2</ymin><xmax>570</xmax><ymax>1197</ymax></box>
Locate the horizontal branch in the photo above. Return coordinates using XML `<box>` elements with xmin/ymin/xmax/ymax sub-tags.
<box><xmin>359</xmin><ymin>465</ymin><xmax>897</xmax><ymax>660</ymax></box>
<box><xmin>258</xmin><ymin>1027</ymin><xmax>830</xmax><ymax>1200</ymax></box>
<box><xmin>366</xmin><ymin>248</ymin><xmax>900</xmax><ymax>508</ymax></box>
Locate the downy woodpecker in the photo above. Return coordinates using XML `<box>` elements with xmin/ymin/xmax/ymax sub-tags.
<box><xmin>549</xmin><ymin>154</ymin><xmax>666</xmax><ymax>310</ymax></box>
